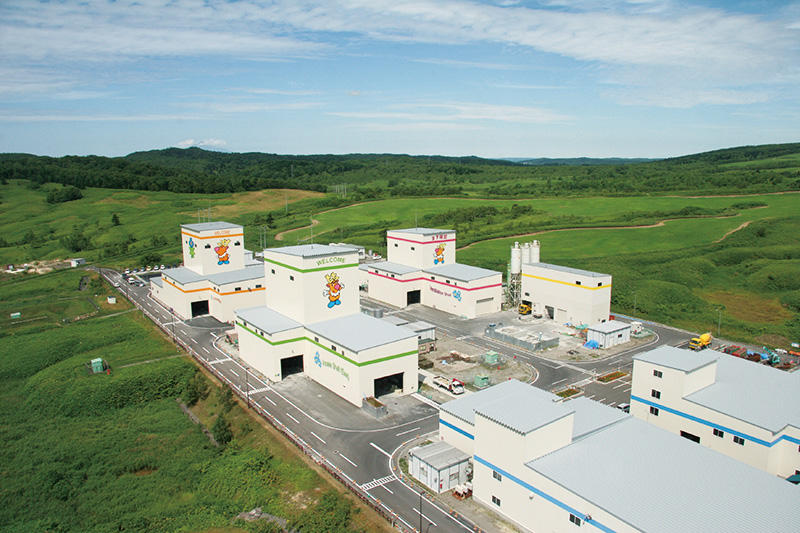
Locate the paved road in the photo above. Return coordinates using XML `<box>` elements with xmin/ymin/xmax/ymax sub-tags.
<box><xmin>101</xmin><ymin>268</ymin><xmax>703</xmax><ymax>532</ymax></box>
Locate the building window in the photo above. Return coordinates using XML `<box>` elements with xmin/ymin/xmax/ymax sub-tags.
<box><xmin>271</xmin><ymin>269</ymin><xmax>275</xmax><ymax>274</ymax></box>
<box><xmin>597</xmin><ymin>282</ymin><xmax>603</xmax><ymax>287</ymax></box>
<box><xmin>289</xmin><ymin>275</ymin><xmax>294</xmax><ymax>281</ymax></box>
<box><xmin>331</xmin><ymin>345</ymin><xmax>336</xmax><ymax>351</ymax></box>
<box><xmin>524</xmin><ymin>292</ymin><xmax>530</xmax><ymax>296</ymax></box>
<box><xmin>411</xmin><ymin>247</ymin><xmax>415</xmax><ymax>250</ymax></box>
<box><xmin>255</xmin><ymin>284</ymin><xmax>262</xmax><ymax>288</ymax></box>
<box><xmin>394</xmin><ymin>243</ymin><xmax>398</xmax><ymax>247</ymax></box>
<box><xmin>491</xmin><ymin>495</ymin><xmax>501</xmax><ymax>507</ymax></box>
<box><xmin>653</xmin><ymin>369</ymin><xmax>663</xmax><ymax>378</ymax></box>
<box><xmin>430</xmin><ymin>276</ymin><xmax>435</xmax><ymax>280</ymax></box>
<box><xmin>734</xmin><ymin>436</ymin><xmax>745</xmax><ymax>446</ymax></box>
<box><xmin>713</xmin><ymin>428</ymin><xmax>724</xmax><ymax>438</ymax></box>
<box><xmin>390</xmin><ymin>274</ymin><xmax>395</xmax><ymax>278</ymax></box>
<box><xmin>234</xmin><ymin>287</ymin><xmax>241</xmax><ymax>292</ymax></box>
<box><xmin>446</xmin><ymin>280</ymin><xmax>451</xmax><ymax>284</ymax></box>
<box><xmin>314</xmin><ymin>337</ymin><xmax>319</xmax><ymax>342</ymax></box>
<box><xmin>651</xmin><ymin>389</ymin><xmax>661</xmax><ymax>399</ymax></box>
<box><xmin>493</xmin><ymin>470</ymin><xmax>502</xmax><ymax>481</ymax></box>
<box><xmin>576</xmin><ymin>280</ymin><xmax>581</xmax><ymax>285</ymax></box>
<box><xmin>570</xmin><ymin>514</ymin><xmax>582</xmax><ymax>526</ymax></box>
<box><xmin>650</xmin><ymin>406</ymin><xmax>659</xmax><ymax>416</ymax></box>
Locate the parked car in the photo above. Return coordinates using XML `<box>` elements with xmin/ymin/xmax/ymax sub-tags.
<box><xmin>616</xmin><ymin>403</ymin><xmax>630</xmax><ymax>413</ymax></box>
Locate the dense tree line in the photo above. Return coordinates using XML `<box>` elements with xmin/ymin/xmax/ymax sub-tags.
<box><xmin>2</xmin><ymin>143</ymin><xmax>799</xmax><ymax>198</ymax></box>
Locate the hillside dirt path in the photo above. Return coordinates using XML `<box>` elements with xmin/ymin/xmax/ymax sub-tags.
<box><xmin>713</xmin><ymin>220</ymin><xmax>756</xmax><ymax>243</ymax></box>
<box><xmin>274</xmin><ymin>219</ymin><xmax>320</xmax><ymax>241</ymax></box>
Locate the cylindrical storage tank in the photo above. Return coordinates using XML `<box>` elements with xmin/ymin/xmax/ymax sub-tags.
<box><xmin>530</xmin><ymin>240</ymin><xmax>541</xmax><ymax>263</ymax></box>
<box><xmin>510</xmin><ymin>242</ymin><xmax>522</xmax><ymax>274</ymax></box>
<box><xmin>521</xmin><ymin>242</ymin><xmax>531</xmax><ymax>264</ymax></box>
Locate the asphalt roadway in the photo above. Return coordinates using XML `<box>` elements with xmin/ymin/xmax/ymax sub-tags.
<box><xmin>99</xmin><ymin>268</ymin><xmax>696</xmax><ymax>533</ymax></box>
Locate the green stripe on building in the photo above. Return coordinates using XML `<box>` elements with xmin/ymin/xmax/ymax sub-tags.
<box><xmin>237</xmin><ymin>322</ymin><xmax>416</xmax><ymax>367</ymax></box>
<box><xmin>263</xmin><ymin>258</ymin><xmax>358</xmax><ymax>274</ymax></box>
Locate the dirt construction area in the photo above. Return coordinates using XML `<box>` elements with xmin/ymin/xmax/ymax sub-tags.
<box><xmin>418</xmin><ymin>333</ymin><xmax>534</xmax><ymax>402</ymax></box>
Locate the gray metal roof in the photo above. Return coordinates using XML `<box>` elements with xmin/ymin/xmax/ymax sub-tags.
<box><xmin>564</xmin><ymin>396</ymin><xmax>629</xmax><ymax>439</ymax></box>
<box><xmin>328</xmin><ymin>242</ymin><xmax>365</xmax><ymax>251</ymax></box>
<box><xmin>423</xmin><ymin>263</ymin><xmax>500</xmax><ymax>283</ymax></box>
<box><xmin>390</xmin><ymin>227</ymin><xmax>452</xmax><ymax>236</ymax></box>
<box><xmin>633</xmin><ymin>345</ymin><xmax>718</xmax><ymax>373</ymax></box>
<box><xmin>235</xmin><ymin>306</ymin><xmax>303</xmax><ymax>335</ymax></box>
<box><xmin>587</xmin><ymin>320</ymin><xmax>630</xmax><ymax>334</ymax></box>
<box><xmin>268</xmin><ymin>244</ymin><xmax>358</xmax><ymax>259</ymax></box>
<box><xmin>181</xmin><ymin>221</ymin><xmax>242</xmax><ymax>232</ymax></box>
<box><xmin>526</xmin><ymin>262</ymin><xmax>609</xmax><ymax>278</ymax></box>
<box><xmin>381</xmin><ymin>315</ymin><xmax>409</xmax><ymax>326</ymax></box>
<box><xmin>410</xmin><ymin>441</ymin><xmax>469</xmax><ymax>470</ymax></box>
<box><xmin>163</xmin><ymin>264</ymin><xmax>264</xmax><ymax>287</ymax></box>
<box><xmin>527</xmin><ymin>417</ymin><xmax>800</xmax><ymax>533</ymax></box>
<box><xmin>685</xmin><ymin>354</ymin><xmax>800</xmax><ymax>433</ymax></box>
<box><xmin>405</xmin><ymin>320</ymin><xmax>435</xmax><ymax>331</ymax></box>
<box><xmin>307</xmin><ymin>313</ymin><xmax>416</xmax><ymax>353</ymax></box>
<box><xmin>441</xmin><ymin>380</ymin><xmax>559</xmax><ymax>426</ymax></box>
<box><xmin>362</xmin><ymin>261</ymin><xmax>420</xmax><ymax>276</ymax></box>
<box><xmin>150</xmin><ymin>277</ymin><xmax>163</xmax><ymax>288</ymax></box>
<box><xmin>476</xmin><ymin>390</ymin><xmax>572</xmax><ymax>435</ymax></box>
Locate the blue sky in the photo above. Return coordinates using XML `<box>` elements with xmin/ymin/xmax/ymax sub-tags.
<box><xmin>1</xmin><ymin>0</ymin><xmax>798</xmax><ymax>158</ymax></box>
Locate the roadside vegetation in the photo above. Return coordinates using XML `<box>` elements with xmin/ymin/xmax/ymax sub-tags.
<box><xmin>0</xmin><ymin>271</ymin><xmax>383</xmax><ymax>532</ymax></box>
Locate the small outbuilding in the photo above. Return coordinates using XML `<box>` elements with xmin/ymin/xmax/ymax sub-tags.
<box><xmin>70</xmin><ymin>258</ymin><xmax>86</xmax><ymax>267</ymax></box>
<box><xmin>409</xmin><ymin>441</ymin><xmax>470</xmax><ymax>493</ymax></box>
<box><xmin>586</xmin><ymin>320</ymin><xmax>631</xmax><ymax>349</ymax></box>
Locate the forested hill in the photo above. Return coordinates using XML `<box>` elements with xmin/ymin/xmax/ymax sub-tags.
<box><xmin>0</xmin><ymin>143</ymin><xmax>798</xmax><ymax>198</ymax></box>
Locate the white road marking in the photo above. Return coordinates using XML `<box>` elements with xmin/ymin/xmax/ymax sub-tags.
<box><xmin>623</xmin><ymin>387</ymin><xmax>632</xmax><ymax>392</ymax></box>
<box><xmin>229</xmin><ymin>369</ymin><xmax>240</xmax><ymax>378</ymax></box>
<box><xmin>396</xmin><ymin>426</ymin><xmax>420</xmax><ymax>437</ymax></box>
<box><xmin>286</xmin><ymin>413</ymin><xmax>299</xmax><ymax>424</ymax></box>
<box><xmin>382</xmin><ymin>484</ymin><xmax>394</xmax><ymax>494</ymax></box>
<box><xmin>189</xmin><ymin>337</ymin><xmax>197</xmax><ymax>344</ymax></box>
<box><xmin>608</xmin><ymin>402</ymin><xmax>617</xmax><ymax>407</ymax></box>
<box><xmin>201</xmin><ymin>347</ymin><xmax>210</xmax><ymax>354</ymax></box>
<box><xmin>552</xmin><ymin>378</ymin><xmax>567</xmax><ymax>385</ymax></box>
<box><xmin>208</xmin><ymin>359</ymin><xmax>227</xmax><ymax>365</ymax></box>
<box><xmin>338</xmin><ymin>453</ymin><xmax>357</xmax><ymax>468</ymax></box>
<box><xmin>370</xmin><ymin>442</ymin><xmax>392</xmax><ymax>458</ymax></box>
<box><xmin>614</xmin><ymin>382</ymin><xmax>628</xmax><ymax>389</ymax></box>
<box><xmin>249</xmin><ymin>387</ymin><xmax>269</xmax><ymax>395</ymax></box>
<box><xmin>179</xmin><ymin>329</ymin><xmax>188</xmax><ymax>336</ymax></box>
<box><xmin>311</xmin><ymin>431</ymin><xmax>326</xmax><ymax>444</ymax></box>
<box><xmin>361</xmin><ymin>475</ymin><xmax>394</xmax><ymax>491</ymax></box>
<box><xmin>413</xmin><ymin>508</ymin><xmax>438</xmax><ymax>527</ymax></box>
<box><xmin>262</xmin><ymin>395</ymin><xmax>276</xmax><ymax>406</ymax></box>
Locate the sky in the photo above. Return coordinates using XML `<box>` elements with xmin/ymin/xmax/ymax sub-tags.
<box><xmin>1</xmin><ymin>0</ymin><xmax>799</xmax><ymax>159</ymax></box>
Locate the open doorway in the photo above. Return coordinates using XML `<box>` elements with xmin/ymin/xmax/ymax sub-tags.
<box><xmin>191</xmin><ymin>300</ymin><xmax>209</xmax><ymax>317</ymax></box>
<box><xmin>374</xmin><ymin>372</ymin><xmax>404</xmax><ymax>397</ymax></box>
<box><xmin>407</xmin><ymin>290</ymin><xmax>421</xmax><ymax>305</ymax></box>
<box><xmin>280</xmin><ymin>355</ymin><xmax>304</xmax><ymax>378</ymax></box>
<box><xmin>545</xmin><ymin>305</ymin><xmax>554</xmax><ymax>320</ymax></box>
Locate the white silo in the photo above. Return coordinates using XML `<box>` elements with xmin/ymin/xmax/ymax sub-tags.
<box><xmin>507</xmin><ymin>242</ymin><xmax>523</xmax><ymax>310</ymax></box>
<box><xmin>510</xmin><ymin>242</ymin><xmax>522</xmax><ymax>274</ymax></box>
<box><xmin>521</xmin><ymin>242</ymin><xmax>531</xmax><ymax>264</ymax></box>
<box><xmin>530</xmin><ymin>240</ymin><xmax>541</xmax><ymax>263</ymax></box>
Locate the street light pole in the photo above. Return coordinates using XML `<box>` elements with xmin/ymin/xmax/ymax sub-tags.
<box><xmin>633</xmin><ymin>293</ymin><xmax>637</xmax><ymax>317</ymax></box>
<box><xmin>245</xmin><ymin>366</ymin><xmax>250</xmax><ymax>408</ymax></box>
<box><xmin>717</xmin><ymin>308</ymin><xmax>722</xmax><ymax>336</ymax></box>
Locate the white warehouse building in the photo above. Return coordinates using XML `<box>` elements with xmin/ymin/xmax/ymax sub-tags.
<box><xmin>439</xmin><ymin>379</ymin><xmax>798</xmax><ymax>533</ymax></box>
<box><xmin>515</xmin><ymin>240</ymin><xmax>612</xmax><ymax>325</ymax></box>
<box><xmin>151</xmin><ymin>222</ymin><xmax>265</xmax><ymax>323</ymax></box>
<box><xmin>235</xmin><ymin>243</ymin><xmax>419</xmax><ymax>407</ymax></box>
<box><xmin>361</xmin><ymin>228</ymin><xmax>502</xmax><ymax>319</ymax></box>
<box><xmin>631</xmin><ymin>345</ymin><xmax>800</xmax><ymax>478</ymax></box>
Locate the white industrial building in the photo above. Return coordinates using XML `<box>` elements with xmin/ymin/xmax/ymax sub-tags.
<box><xmin>631</xmin><ymin>345</ymin><xmax>800</xmax><ymax>478</ymax></box>
<box><xmin>150</xmin><ymin>222</ymin><xmax>265</xmax><ymax>323</ymax></box>
<box><xmin>439</xmin><ymin>379</ymin><xmax>798</xmax><ymax>533</ymax></box>
<box><xmin>586</xmin><ymin>320</ymin><xmax>630</xmax><ymax>349</ymax></box>
<box><xmin>409</xmin><ymin>441</ymin><xmax>470</xmax><ymax>494</ymax></box>
<box><xmin>509</xmin><ymin>240</ymin><xmax>612</xmax><ymax>326</ymax></box>
<box><xmin>361</xmin><ymin>228</ymin><xmax>502</xmax><ymax>319</ymax></box>
<box><xmin>235</xmin><ymin>243</ymin><xmax>419</xmax><ymax>407</ymax></box>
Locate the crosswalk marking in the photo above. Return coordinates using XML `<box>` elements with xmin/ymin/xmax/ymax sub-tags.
<box><xmin>361</xmin><ymin>475</ymin><xmax>395</xmax><ymax>491</ymax></box>
<box><xmin>248</xmin><ymin>387</ymin><xmax>270</xmax><ymax>394</ymax></box>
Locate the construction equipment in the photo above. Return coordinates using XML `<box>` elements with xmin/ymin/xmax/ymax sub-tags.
<box><xmin>761</xmin><ymin>348</ymin><xmax>780</xmax><ymax>366</ymax></box>
<box><xmin>689</xmin><ymin>333</ymin><xmax>712</xmax><ymax>351</ymax></box>
<box><xmin>518</xmin><ymin>303</ymin><xmax>532</xmax><ymax>315</ymax></box>
<box><xmin>433</xmin><ymin>376</ymin><xmax>465</xmax><ymax>395</ymax></box>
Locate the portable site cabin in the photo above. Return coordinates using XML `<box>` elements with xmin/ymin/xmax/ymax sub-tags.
<box><xmin>586</xmin><ymin>320</ymin><xmax>631</xmax><ymax>349</ymax></box>
<box><xmin>410</xmin><ymin>441</ymin><xmax>470</xmax><ymax>493</ymax></box>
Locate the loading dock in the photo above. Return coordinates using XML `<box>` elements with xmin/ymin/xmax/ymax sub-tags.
<box><xmin>191</xmin><ymin>300</ymin><xmax>209</xmax><ymax>317</ymax></box>
<box><xmin>280</xmin><ymin>354</ymin><xmax>304</xmax><ymax>378</ymax></box>
<box><xmin>407</xmin><ymin>290</ymin><xmax>421</xmax><ymax>305</ymax></box>
<box><xmin>374</xmin><ymin>372</ymin><xmax>405</xmax><ymax>398</ymax></box>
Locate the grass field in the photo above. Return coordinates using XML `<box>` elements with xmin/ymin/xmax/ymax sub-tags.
<box><xmin>0</xmin><ymin>270</ymin><xmax>383</xmax><ymax>533</ymax></box>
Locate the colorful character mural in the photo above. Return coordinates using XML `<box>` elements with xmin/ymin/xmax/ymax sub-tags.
<box><xmin>323</xmin><ymin>272</ymin><xmax>344</xmax><ymax>308</ymax></box>
<box><xmin>215</xmin><ymin>239</ymin><xmax>231</xmax><ymax>265</ymax></box>
<box><xmin>188</xmin><ymin>237</ymin><xmax>196</xmax><ymax>258</ymax></box>
<box><xmin>434</xmin><ymin>242</ymin><xmax>446</xmax><ymax>264</ymax></box>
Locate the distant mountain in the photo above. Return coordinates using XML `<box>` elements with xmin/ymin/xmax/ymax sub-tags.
<box><xmin>504</xmin><ymin>157</ymin><xmax>657</xmax><ymax>166</ymax></box>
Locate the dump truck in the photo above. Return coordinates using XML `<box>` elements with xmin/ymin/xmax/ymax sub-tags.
<box><xmin>518</xmin><ymin>303</ymin><xmax>532</xmax><ymax>315</ymax></box>
<box><xmin>433</xmin><ymin>376</ymin><xmax>465</xmax><ymax>395</ymax></box>
<box><xmin>689</xmin><ymin>333</ymin><xmax>712</xmax><ymax>351</ymax></box>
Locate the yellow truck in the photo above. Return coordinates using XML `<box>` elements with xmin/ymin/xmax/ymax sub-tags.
<box><xmin>689</xmin><ymin>333</ymin><xmax>712</xmax><ymax>351</ymax></box>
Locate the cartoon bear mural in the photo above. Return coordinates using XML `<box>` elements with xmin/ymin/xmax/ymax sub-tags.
<box><xmin>434</xmin><ymin>242</ymin><xmax>446</xmax><ymax>264</ymax></box>
<box><xmin>215</xmin><ymin>239</ymin><xmax>231</xmax><ymax>265</ymax></box>
<box><xmin>323</xmin><ymin>272</ymin><xmax>344</xmax><ymax>308</ymax></box>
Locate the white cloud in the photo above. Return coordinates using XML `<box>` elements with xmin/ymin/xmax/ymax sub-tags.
<box><xmin>331</xmin><ymin>101</ymin><xmax>572</xmax><ymax>124</ymax></box>
<box><xmin>176</xmin><ymin>138</ymin><xmax>228</xmax><ymax>150</ymax></box>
